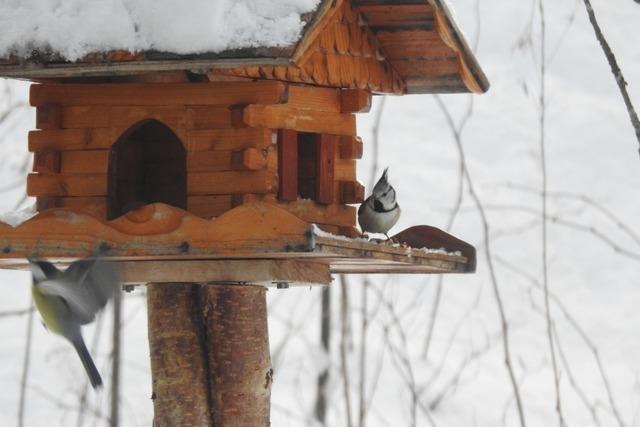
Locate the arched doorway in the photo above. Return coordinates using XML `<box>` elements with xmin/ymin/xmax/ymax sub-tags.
<box><xmin>107</xmin><ymin>120</ymin><xmax>187</xmax><ymax>219</ymax></box>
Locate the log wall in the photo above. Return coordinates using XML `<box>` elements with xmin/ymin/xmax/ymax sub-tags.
<box><xmin>26</xmin><ymin>81</ymin><xmax>364</xmax><ymax>234</ymax></box>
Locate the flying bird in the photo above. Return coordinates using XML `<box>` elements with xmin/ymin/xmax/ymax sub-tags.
<box><xmin>358</xmin><ymin>168</ymin><xmax>401</xmax><ymax>240</ymax></box>
<box><xmin>29</xmin><ymin>256</ymin><xmax>120</xmax><ymax>389</ymax></box>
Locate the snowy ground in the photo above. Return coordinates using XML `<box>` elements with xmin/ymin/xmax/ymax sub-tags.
<box><xmin>1</xmin><ymin>0</ymin><xmax>640</xmax><ymax>426</ymax></box>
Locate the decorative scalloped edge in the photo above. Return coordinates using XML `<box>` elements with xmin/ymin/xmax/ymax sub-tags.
<box><xmin>0</xmin><ymin>202</ymin><xmax>314</xmax><ymax>258</ymax></box>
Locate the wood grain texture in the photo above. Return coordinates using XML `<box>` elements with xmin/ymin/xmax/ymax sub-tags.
<box><xmin>121</xmin><ymin>260</ymin><xmax>331</xmax><ymax>286</ymax></box>
<box><xmin>30</xmin><ymin>81</ymin><xmax>288</xmax><ymax>107</ymax></box>
<box><xmin>203</xmin><ymin>285</ymin><xmax>272</xmax><ymax>427</ymax></box>
<box><xmin>338</xmin><ymin>135</ymin><xmax>363</xmax><ymax>159</ymax></box>
<box><xmin>277</xmin><ymin>129</ymin><xmax>298</xmax><ymax>201</ymax></box>
<box><xmin>315</xmin><ymin>134</ymin><xmax>337</xmax><ymax>205</ymax></box>
<box><xmin>188</xmin><ymin>170</ymin><xmax>276</xmax><ymax>195</ymax></box>
<box><xmin>35</xmin><ymin>105</ymin><xmax>62</xmax><ymax>130</ymax></box>
<box><xmin>147</xmin><ymin>284</ymin><xmax>212</xmax><ymax>427</ymax></box>
<box><xmin>340</xmin><ymin>89</ymin><xmax>372</xmax><ymax>113</ymax></box>
<box><xmin>0</xmin><ymin>202</ymin><xmax>313</xmax><ymax>258</ymax></box>
<box><xmin>242</xmin><ymin>105</ymin><xmax>356</xmax><ymax>136</ymax></box>
<box><xmin>33</xmin><ymin>151</ymin><xmax>61</xmax><ymax>174</ymax></box>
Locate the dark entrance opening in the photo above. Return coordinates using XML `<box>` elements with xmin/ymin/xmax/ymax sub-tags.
<box><xmin>107</xmin><ymin>120</ymin><xmax>187</xmax><ymax>219</ymax></box>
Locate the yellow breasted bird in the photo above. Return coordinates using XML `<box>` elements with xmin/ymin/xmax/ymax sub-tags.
<box><xmin>29</xmin><ymin>257</ymin><xmax>120</xmax><ymax>389</ymax></box>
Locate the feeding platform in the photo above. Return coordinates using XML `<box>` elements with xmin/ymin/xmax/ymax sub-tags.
<box><xmin>0</xmin><ymin>202</ymin><xmax>475</xmax><ymax>285</ymax></box>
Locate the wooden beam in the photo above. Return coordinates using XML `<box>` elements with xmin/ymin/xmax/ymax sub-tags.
<box><xmin>58</xmin><ymin>197</ymin><xmax>107</xmax><ymax>218</ymax></box>
<box><xmin>340</xmin><ymin>181</ymin><xmax>365</xmax><ymax>204</ymax></box>
<box><xmin>35</xmin><ymin>104</ymin><xmax>62</xmax><ymax>129</ymax></box>
<box><xmin>186</xmin><ymin>128</ymin><xmax>273</xmax><ymax>152</ymax></box>
<box><xmin>335</xmin><ymin>159</ymin><xmax>356</xmax><ymax>181</ymax></box>
<box><xmin>277</xmin><ymin>129</ymin><xmax>298</xmax><ymax>201</ymax></box>
<box><xmin>239</xmin><ymin>148</ymin><xmax>268</xmax><ymax>171</ymax></box>
<box><xmin>0</xmin><ymin>202</ymin><xmax>314</xmax><ymax>258</ymax></box>
<box><xmin>277</xmin><ymin>199</ymin><xmax>356</xmax><ymax>227</ymax></box>
<box><xmin>60</xmin><ymin>151</ymin><xmax>108</xmax><ymax>174</ymax></box>
<box><xmin>29</xmin><ymin>129</ymin><xmax>112</xmax><ymax>152</ymax></box>
<box><xmin>27</xmin><ymin>173</ymin><xmax>107</xmax><ymax>197</ymax></box>
<box><xmin>188</xmin><ymin>171</ymin><xmax>276</xmax><ymax>195</ymax></box>
<box><xmin>187</xmin><ymin>106</ymin><xmax>235</xmax><ymax>130</ymax></box>
<box><xmin>315</xmin><ymin>134</ymin><xmax>337</xmax><ymax>205</ymax></box>
<box><xmin>30</xmin><ymin>81</ymin><xmax>289</xmax><ymax>107</ymax></box>
<box><xmin>286</xmin><ymin>85</ymin><xmax>341</xmax><ymax>112</ymax></box>
<box><xmin>338</xmin><ymin>136</ymin><xmax>363</xmax><ymax>159</ymax></box>
<box><xmin>187</xmin><ymin>195</ymin><xmax>233</xmax><ymax>218</ymax></box>
<box><xmin>241</xmin><ymin>105</ymin><xmax>356</xmax><ymax>136</ymax></box>
<box><xmin>33</xmin><ymin>151</ymin><xmax>61</xmax><ymax>174</ymax></box>
<box><xmin>340</xmin><ymin>89</ymin><xmax>372</xmax><ymax>113</ymax></box>
<box><xmin>121</xmin><ymin>259</ymin><xmax>330</xmax><ymax>286</ymax></box>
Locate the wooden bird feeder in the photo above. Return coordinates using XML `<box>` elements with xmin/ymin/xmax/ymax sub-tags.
<box><xmin>0</xmin><ymin>0</ymin><xmax>488</xmax><ymax>425</ymax></box>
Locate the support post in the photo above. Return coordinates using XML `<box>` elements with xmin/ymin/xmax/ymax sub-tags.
<box><xmin>203</xmin><ymin>285</ymin><xmax>272</xmax><ymax>426</ymax></box>
<box><xmin>147</xmin><ymin>283</ymin><xmax>272</xmax><ymax>427</ymax></box>
<box><xmin>147</xmin><ymin>284</ymin><xmax>212</xmax><ymax>426</ymax></box>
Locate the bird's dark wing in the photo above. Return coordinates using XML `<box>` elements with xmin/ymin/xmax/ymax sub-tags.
<box><xmin>38</xmin><ymin>258</ymin><xmax>120</xmax><ymax>325</ymax></box>
<box><xmin>28</xmin><ymin>259</ymin><xmax>60</xmax><ymax>282</ymax></box>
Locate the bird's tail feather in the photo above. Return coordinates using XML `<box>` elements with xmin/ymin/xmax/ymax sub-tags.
<box><xmin>73</xmin><ymin>338</ymin><xmax>102</xmax><ymax>389</ymax></box>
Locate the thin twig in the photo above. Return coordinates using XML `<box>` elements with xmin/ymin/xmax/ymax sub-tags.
<box><xmin>496</xmin><ymin>255</ymin><xmax>627</xmax><ymax>427</ymax></box>
<box><xmin>17</xmin><ymin>300</ymin><xmax>35</xmax><ymax>427</ymax></box>
<box><xmin>436</xmin><ymin>94</ymin><xmax>527</xmax><ymax>427</ymax></box>
<box><xmin>358</xmin><ymin>279</ymin><xmax>369</xmax><ymax>427</ymax></box>
<box><xmin>580</xmin><ymin>0</ymin><xmax>640</xmax><ymax>153</ymax></box>
<box><xmin>537</xmin><ymin>2</ymin><xmax>566</xmax><ymax>425</ymax></box>
<box><xmin>340</xmin><ymin>275</ymin><xmax>354</xmax><ymax>427</ymax></box>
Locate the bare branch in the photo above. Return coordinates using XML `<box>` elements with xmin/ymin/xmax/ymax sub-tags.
<box><xmin>17</xmin><ymin>300</ymin><xmax>35</xmax><ymax>427</ymax></box>
<box><xmin>580</xmin><ymin>0</ymin><xmax>640</xmax><ymax>154</ymax></box>
<box><xmin>537</xmin><ymin>2</ymin><xmax>566</xmax><ymax>424</ymax></box>
<box><xmin>436</xmin><ymin>93</ymin><xmax>528</xmax><ymax>427</ymax></box>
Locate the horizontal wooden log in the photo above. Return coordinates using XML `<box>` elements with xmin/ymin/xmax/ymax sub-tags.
<box><xmin>35</xmin><ymin>104</ymin><xmax>62</xmax><ymax>130</ymax></box>
<box><xmin>56</xmin><ymin>195</ymin><xmax>235</xmax><ymax>219</ymax></box>
<box><xmin>286</xmin><ymin>85</ymin><xmax>341</xmax><ymax>112</ymax></box>
<box><xmin>338</xmin><ymin>136</ymin><xmax>363</xmax><ymax>159</ymax></box>
<box><xmin>239</xmin><ymin>148</ymin><xmax>268</xmax><ymax>171</ymax></box>
<box><xmin>186</xmin><ymin>128</ymin><xmax>273</xmax><ymax>152</ymax></box>
<box><xmin>187</xmin><ymin>106</ymin><xmax>234</xmax><ymax>130</ymax></box>
<box><xmin>60</xmin><ymin>151</ymin><xmax>108</xmax><ymax>174</ymax></box>
<box><xmin>121</xmin><ymin>259</ymin><xmax>331</xmax><ymax>286</ymax></box>
<box><xmin>27</xmin><ymin>173</ymin><xmax>107</xmax><ymax>197</ymax></box>
<box><xmin>188</xmin><ymin>171</ymin><xmax>277</xmax><ymax>195</ymax></box>
<box><xmin>33</xmin><ymin>151</ymin><xmax>61</xmax><ymax>174</ymax></box>
<box><xmin>58</xmin><ymin>197</ymin><xmax>107</xmax><ymax>217</ymax></box>
<box><xmin>29</xmin><ymin>129</ymin><xmax>111</xmax><ymax>152</ymax></box>
<box><xmin>241</xmin><ymin>105</ymin><xmax>356</xmax><ymax>136</ymax></box>
<box><xmin>340</xmin><ymin>181</ymin><xmax>365</xmax><ymax>204</ymax></box>
<box><xmin>53</xmin><ymin>105</ymin><xmax>234</xmax><ymax>130</ymax></box>
<box><xmin>187</xmin><ymin>195</ymin><xmax>233</xmax><ymax>218</ymax></box>
<box><xmin>30</xmin><ymin>81</ymin><xmax>288</xmax><ymax>107</ymax></box>
<box><xmin>340</xmin><ymin>89</ymin><xmax>372</xmax><ymax>113</ymax></box>
<box><xmin>276</xmin><ymin>199</ymin><xmax>356</xmax><ymax>227</ymax></box>
<box><xmin>29</xmin><ymin>170</ymin><xmax>276</xmax><ymax>197</ymax></box>
<box><xmin>335</xmin><ymin>159</ymin><xmax>356</xmax><ymax>181</ymax></box>
<box><xmin>29</xmin><ymin>128</ymin><xmax>273</xmax><ymax>153</ymax></box>
<box><xmin>0</xmin><ymin>202</ymin><xmax>314</xmax><ymax>259</ymax></box>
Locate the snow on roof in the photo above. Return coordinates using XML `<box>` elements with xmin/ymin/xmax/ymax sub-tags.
<box><xmin>0</xmin><ymin>0</ymin><xmax>321</xmax><ymax>61</ymax></box>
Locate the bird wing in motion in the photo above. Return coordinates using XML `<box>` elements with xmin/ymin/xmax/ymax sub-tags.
<box><xmin>34</xmin><ymin>258</ymin><xmax>119</xmax><ymax>325</ymax></box>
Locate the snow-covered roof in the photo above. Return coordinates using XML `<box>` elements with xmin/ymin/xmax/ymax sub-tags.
<box><xmin>0</xmin><ymin>0</ymin><xmax>321</xmax><ymax>61</ymax></box>
<box><xmin>0</xmin><ymin>0</ymin><xmax>489</xmax><ymax>95</ymax></box>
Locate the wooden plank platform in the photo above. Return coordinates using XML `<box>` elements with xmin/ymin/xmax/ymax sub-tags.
<box><xmin>0</xmin><ymin>202</ymin><xmax>475</xmax><ymax>284</ymax></box>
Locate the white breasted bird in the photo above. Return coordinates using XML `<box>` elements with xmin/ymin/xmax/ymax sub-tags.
<box><xmin>358</xmin><ymin>168</ymin><xmax>401</xmax><ymax>239</ymax></box>
<box><xmin>29</xmin><ymin>257</ymin><xmax>120</xmax><ymax>389</ymax></box>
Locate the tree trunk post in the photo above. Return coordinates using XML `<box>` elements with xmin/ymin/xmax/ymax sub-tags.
<box><xmin>147</xmin><ymin>283</ymin><xmax>272</xmax><ymax>427</ymax></box>
<box><xmin>147</xmin><ymin>284</ymin><xmax>212</xmax><ymax>426</ymax></box>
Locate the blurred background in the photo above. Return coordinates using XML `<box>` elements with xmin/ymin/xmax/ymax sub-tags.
<box><xmin>1</xmin><ymin>0</ymin><xmax>640</xmax><ymax>425</ymax></box>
